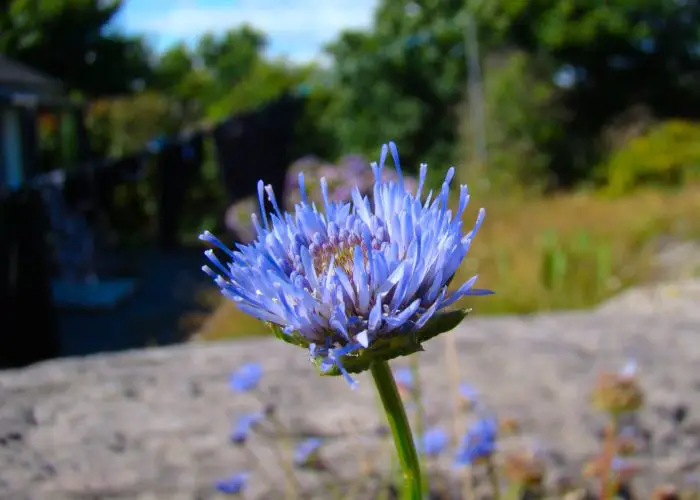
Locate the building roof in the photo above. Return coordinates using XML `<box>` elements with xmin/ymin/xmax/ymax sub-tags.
<box><xmin>0</xmin><ymin>55</ymin><xmax>66</xmax><ymax>106</ymax></box>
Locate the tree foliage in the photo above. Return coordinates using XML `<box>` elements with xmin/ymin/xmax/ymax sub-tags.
<box><xmin>0</xmin><ymin>0</ymin><xmax>152</xmax><ymax>96</ymax></box>
<box><xmin>4</xmin><ymin>0</ymin><xmax>700</xmax><ymax>190</ymax></box>
<box><xmin>325</xmin><ymin>2</ymin><xmax>469</xmax><ymax>179</ymax></box>
<box><xmin>327</xmin><ymin>0</ymin><xmax>700</xmax><ymax>187</ymax></box>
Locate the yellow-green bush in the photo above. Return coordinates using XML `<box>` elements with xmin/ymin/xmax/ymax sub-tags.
<box><xmin>602</xmin><ymin>120</ymin><xmax>700</xmax><ymax>196</ymax></box>
<box><xmin>86</xmin><ymin>92</ymin><xmax>190</xmax><ymax>157</ymax></box>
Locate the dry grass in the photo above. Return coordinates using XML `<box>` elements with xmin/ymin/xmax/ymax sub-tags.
<box><xmin>194</xmin><ymin>185</ymin><xmax>700</xmax><ymax>342</ymax></box>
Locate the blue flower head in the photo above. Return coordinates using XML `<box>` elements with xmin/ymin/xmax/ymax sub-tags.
<box><xmin>394</xmin><ymin>367</ymin><xmax>414</xmax><ymax>391</ymax></box>
<box><xmin>454</xmin><ymin>416</ymin><xmax>498</xmax><ymax>466</ymax></box>
<box><xmin>201</xmin><ymin>142</ymin><xmax>492</xmax><ymax>388</ymax></box>
<box><xmin>419</xmin><ymin>426</ymin><xmax>449</xmax><ymax>457</ymax></box>
<box><xmin>619</xmin><ymin>358</ymin><xmax>638</xmax><ymax>379</ymax></box>
<box><xmin>229</xmin><ymin>362</ymin><xmax>263</xmax><ymax>392</ymax></box>
<box><xmin>215</xmin><ymin>472</ymin><xmax>249</xmax><ymax>495</ymax></box>
<box><xmin>460</xmin><ymin>382</ymin><xmax>481</xmax><ymax>409</ymax></box>
<box><xmin>230</xmin><ymin>412</ymin><xmax>265</xmax><ymax>444</ymax></box>
<box><xmin>294</xmin><ymin>437</ymin><xmax>324</xmax><ymax>467</ymax></box>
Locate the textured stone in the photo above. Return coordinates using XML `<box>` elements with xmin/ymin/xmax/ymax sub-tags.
<box><xmin>1</xmin><ymin>282</ymin><xmax>700</xmax><ymax>499</ymax></box>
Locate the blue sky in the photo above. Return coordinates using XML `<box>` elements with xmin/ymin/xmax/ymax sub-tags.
<box><xmin>114</xmin><ymin>0</ymin><xmax>378</xmax><ymax>63</ymax></box>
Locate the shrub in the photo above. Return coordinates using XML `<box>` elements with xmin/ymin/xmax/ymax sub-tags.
<box><xmin>85</xmin><ymin>92</ymin><xmax>187</xmax><ymax>158</ymax></box>
<box><xmin>602</xmin><ymin>119</ymin><xmax>700</xmax><ymax>196</ymax></box>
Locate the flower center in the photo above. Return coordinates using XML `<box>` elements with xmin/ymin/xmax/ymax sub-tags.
<box><xmin>311</xmin><ymin>233</ymin><xmax>364</xmax><ymax>279</ymax></box>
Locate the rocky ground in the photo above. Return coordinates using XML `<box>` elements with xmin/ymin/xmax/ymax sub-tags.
<box><xmin>1</xmin><ymin>279</ymin><xmax>699</xmax><ymax>500</ymax></box>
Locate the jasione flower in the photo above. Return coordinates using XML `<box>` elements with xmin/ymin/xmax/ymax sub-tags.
<box><xmin>201</xmin><ymin>142</ymin><xmax>491</xmax><ymax>388</ymax></box>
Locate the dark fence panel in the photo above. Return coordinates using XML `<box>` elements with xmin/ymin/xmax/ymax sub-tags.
<box><xmin>0</xmin><ymin>188</ymin><xmax>60</xmax><ymax>368</ymax></box>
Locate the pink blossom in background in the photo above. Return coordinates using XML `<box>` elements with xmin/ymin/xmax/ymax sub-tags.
<box><xmin>225</xmin><ymin>153</ymin><xmax>417</xmax><ymax>243</ymax></box>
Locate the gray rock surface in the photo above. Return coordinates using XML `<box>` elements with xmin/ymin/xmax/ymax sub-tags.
<box><xmin>651</xmin><ymin>238</ymin><xmax>700</xmax><ymax>282</ymax></box>
<box><xmin>1</xmin><ymin>280</ymin><xmax>700</xmax><ymax>499</ymax></box>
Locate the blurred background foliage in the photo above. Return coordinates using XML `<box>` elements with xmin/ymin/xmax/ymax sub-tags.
<box><xmin>4</xmin><ymin>0</ymin><xmax>700</xmax><ymax>337</ymax></box>
<box><xmin>6</xmin><ymin>0</ymin><xmax>700</xmax><ymax>192</ymax></box>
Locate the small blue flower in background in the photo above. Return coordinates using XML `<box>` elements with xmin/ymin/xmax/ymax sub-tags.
<box><xmin>619</xmin><ymin>358</ymin><xmax>638</xmax><ymax>379</ymax></box>
<box><xmin>459</xmin><ymin>383</ymin><xmax>480</xmax><ymax>408</ymax></box>
<box><xmin>294</xmin><ymin>437</ymin><xmax>324</xmax><ymax>467</ymax></box>
<box><xmin>394</xmin><ymin>367</ymin><xmax>414</xmax><ymax>392</ymax></box>
<box><xmin>215</xmin><ymin>472</ymin><xmax>249</xmax><ymax>495</ymax></box>
<box><xmin>182</xmin><ymin>144</ymin><xmax>195</xmax><ymax>161</ymax></box>
<box><xmin>230</xmin><ymin>412</ymin><xmax>265</xmax><ymax>444</ymax></box>
<box><xmin>201</xmin><ymin>141</ymin><xmax>492</xmax><ymax>388</ymax></box>
<box><xmin>610</xmin><ymin>455</ymin><xmax>638</xmax><ymax>480</ymax></box>
<box><xmin>454</xmin><ymin>416</ymin><xmax>498</xmax><ymax>466</ymax></box>
<box><xmin>684</xmin><ymin>473</ymin><xmax>700</xmax><ymax>490</ymax></box>
<box><xmin>611</xmin><ymin>456</ymin><xmax>630</xmax><ymax>471</ymax></box>
<box><xmin>419</xmin><ymin>426</ymin><xmax>449</xmax><ymax>457</ymax></box>
<box><xmin>229</xmin><ymin>362</ymin><xmax>263</xmax><ymax>392</ymax></box>
<box><xmin>146</xmin><ymin>135</ymin><xmax>168</xmax><ymax>154</ymax></box>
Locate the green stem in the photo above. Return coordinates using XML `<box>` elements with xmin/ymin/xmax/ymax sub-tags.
<box><xmin>370</xmin><ymin>360</ymin><xmax>423</xmax><ymax>500</ymax></box>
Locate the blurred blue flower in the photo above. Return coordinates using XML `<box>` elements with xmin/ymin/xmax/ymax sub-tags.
<box><xmin>684</xmin><ymin>472</ymin><xmax>700</xmax><ymax>489</ymax></box>
<box><xmin>182</xmin><ymin>144</ymin><xmax>195</xmax><ymax>161</ymax></box>
<box><xmin>459</xmin><ymin>383</ymin><xmax>480</xmax><ymax>407</ymax></box>
<box><xmin>202</xmin><ymin>141</ymin><xmax>491</xmax><ymax>388</ymax></box>
<box><xmin>419</xmin><ymin>426</ymin><xmax>449</xmax><ymax>457</ymax></box>
<box><xmin>611</xmin><ymin>456</ymin><xmax>629</xmax><ymax>471</ymax></box>
<box><xmin>609</xmin><ymin>455</ymin><xmax>638</xmax><ymax>479</ymax></box>
<box><xmin>215</xmin><ymin>472</ymin><xmax>249</xmax><ymax>495</ymax></box>
<box><xmin>230</xmin><ymin>412</ymin><xmax>265</xmax><ymax>444</ymax></box>
<box><xmin>619</xmin><ymin>358</ymin><xmax>638</xmax><ymax>379</ymax></box>
<box><xmin>146</xmin><ymin>135</ymin><xmax>168</xmax><ymax>154</ymax></box>
<box><xmin>454</xmin><ymin>416</ymin><xmax>498</xmax><ymax>466</ymax></box>
<box><xmin>229</xmin><ymin>363</ymin><xmax>263</xmax><ymax>392</ymax></box>
<box><xmin>394</xmin><ymin>367</ymin><xmax>414</xmax><ymax>391</ymax></box>
<box><xmin>294</xmin><ymin>437</ymin><xmax>324</xmax><ymax>467</ymax></box>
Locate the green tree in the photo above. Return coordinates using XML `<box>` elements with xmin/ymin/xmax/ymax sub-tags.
<box><xmin>150</xmin><ymin>42</ymin><xmax>214</xmax><ymax>124</ymax></box>
<box><xmin>196</xmin><ymin>26</ymin><xmax>266</xmax><ymax>94</ymax></box>
<box><xmin>471</xmin><ymin>0</ymin><xmax>700</xmax><ymax>185</ymax></box>
<box><xmin>148</xmin><ymin>26</ymin><xmax>269</xmax><ymax>123</ymax></box>
<box><xmin>326</xmin><ymin>2</ymin><xmax>469</xmax><ymax>180</ymax></box>
<box><xmin>0</xmin><ymin>0</ymin><xmax>153</xmax><ymax>96</ymax></box>
<box><xmin>327</xmin><ymin>0</ymin><xmax>700</xmax><ymax>188</ymax></box>
<box><xmin>151</xmin><ymin>43</ymin><xmax>195</xmax><ymax>94</ymax></box>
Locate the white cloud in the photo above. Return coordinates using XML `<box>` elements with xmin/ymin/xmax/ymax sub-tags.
<box><xmin>134</xmin><ymin>0</ymin><xmax>376</xmax><ymax>37</ymax></box>
<box><xmin>127</xmin><ymin>0</ymin><xmax>378</xmax><ymax>61</ymax></box>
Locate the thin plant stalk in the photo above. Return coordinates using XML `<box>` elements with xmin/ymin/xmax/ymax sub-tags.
<box><xmin>409</xmin><ymin>356</ymin><xmax>430</xmax><ymax>498</ymax></box>
<box><xmin>375</xmin><ymin>478</ymin><xmax>390</xmax><ymax>500</ymax></box>
<box><xmin>486</xmin><ymin>456</ymin><xmax>501</xmax><ymax>500</ymax></box>
<box><xmin>371</xmin><ymin>359</ymin><xmax>422</xmax><ymax>500</ymax></box>
<box><xmin>268</xmin><ymin>413</ymin><xmax>302</xmax><ymax>500</ymax></box>
<box><xmin>342</xmin><ymin>419</ymin><xmax>374</xmax><ymax>500</ymax></box>
<box><xmin>241</xmin><ymin>445</ymin><xmax>285</xmax><ymax>497</ymax></box>
<box><xmin>382</xmin><ymin>432</ymin><xmax>399</xmax><ymax>500</ymax></box>
<box><xmin>318</xmin><ymin>468</ymin><xmax>344</xmax><ymax>500</ymax></box>
<box><xmin>504</xmin><ymin>481</ymin><xmax>522</xmax><ymax>500</ymax></box>
<box><xmin>600</xmin><ymin>416</ymin><xmax>620</xmax><ymax>500</ymax></box>
<box><xmin>444</xmin><ymin>331</ymin><xmax>475</xmax><ymax>500</ymax></box>
<box><xmin>251</xmin><ymin>394</ymin><xmax>301</xmax><ymax>499</ymax></box>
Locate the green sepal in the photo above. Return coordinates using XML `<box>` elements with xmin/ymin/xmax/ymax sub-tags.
<box><xmin>268</xmin><ymin>308</ymin><xmax>468</xmax><ymax>377</ymax></box>
<box><xmin>267</xmin><ymin>323</ymin><xmax>311</xmax><ymax>349</ymax></box>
